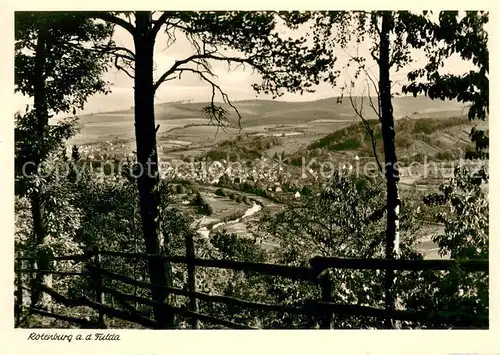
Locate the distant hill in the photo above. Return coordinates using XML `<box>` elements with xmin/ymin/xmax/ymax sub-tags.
<box><xmin>307</xmin><ymin>115</ymin><xmax>488</xmax><ymax>162</ymax></box>
<box><xmin>76</xmin><ymin>95</ymin><xmax>467</xmax><ymax>129</ymax></box>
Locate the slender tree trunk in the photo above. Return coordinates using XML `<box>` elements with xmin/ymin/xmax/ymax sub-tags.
<box><xmin>378</xmin><ymin>11</ymin><xmax>400</xmax><ymax>329</ymax></box>
<box><xmin>133</xmin><ymin>11</ymin><xmax>175</xmax><ymax>328</ymax></box>
<box><xmin>30</xmin><ymin>27</ymin><xmax>52</xmax><ymax>309</ymax></box>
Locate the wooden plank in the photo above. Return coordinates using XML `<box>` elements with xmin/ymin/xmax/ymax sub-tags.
<box><xmin>52</xmin><ymin>253</ymin><xmax>93</xmax><ymax>262</ymax></box>
<box><xmin>17</xmin><ymin>253</ymin><xmax>91</xmax><ymax>262</ymax></box>
<box><xmin>318</xmin><ymin>270</ymin><xmax>334</xmax><ymax>329</ymax></box>
<box><xmin>28</xmin><ymin>307</ymin><xmax>100</xmax><ymax>328</ymax></box>
<box><xmin>185</xmin><ymin>233</ymin><xmax>199</xmax><ymax>329</ymax></box>
<box><xmin>307</xmin><ymin>301</ymin><xmax>484</xmax><ymax>327</ymax></box>
<box><xmin>15</xmin><ymin>269</ymin><xmax>84</xmax><ymax>276</ymax></box>
<box><xmin>91</xmin><ymin>249</ymin><xmax>106</xmax><ymax>328</ymax></box>
<box><xmin>100</xmin><ymin>268</ymin><xmax>312</xmax><ymax>315</ymax></box>
<box><xmin>102</xmin><ymin>285</ymin><xmax>255</xmax><ymax>329</ymax></box>
<box><xmin>39</xmin><ymin>284</ymin><xmax>158</xmax><ymax>329</ymax></box>
<box><xmin>165</xmin><ymin>257</ymin><xmax>317</xmax><ymax>281</ymax></box>
<box><xmin>97</xmin><ymin>250</ymin><xmax>317</xmax><ymax>281</ymax></box>
<box><xmin>309</xmin><ymin>257</ymin><xmax>488</xmax><ymax>274</ymax></box>
<box><xmin>167</xmin><ymin>287</ymin><xmax>309</xmax><ymax>315</ymax></box>
<box><xmin>99</xmin><ymin>268</ymin><xmax>150</xmax><ymax>289</ymax></box>
<box><xmin>177</xmin><ymin>306</ymin><xmax>257</xmax><ymax>330</ymax></box>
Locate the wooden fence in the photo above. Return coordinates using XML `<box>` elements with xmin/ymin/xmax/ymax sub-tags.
<box><xmin>14</xmin><ymin>236</ymin><xmax>489</xmax><ymax>330</ymax></box>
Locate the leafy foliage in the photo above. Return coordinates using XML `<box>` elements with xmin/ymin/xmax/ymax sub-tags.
<box><xmin>402</xmin><ymin>11</ymin><xmax>489</xmax><ymax>154</ymax></box>
<box><xmin>15</xmin><ymin>12</ymin><xmax>112</xmax><ymax>115</ymax></box>
<box><xmin>398</xmin><ymin>166</ymin><xmax>488</xmax><ymax>328</ymax></box>
<box><xmin>14</xmin><ymin>112</ymin><xmax>79</xmax><ymax>197</ymax></box>
<box><xmin>403</xmin><ymin>11</ymin><xmax>488</xmax><ymax>120</ymax></box>
<box><xmin>190</xmin><ymin>192</ymin><xmax>213</xmax><ymax>216</ymax></box>
<box><xmin>255</xmin><ymin>173</ymin><xmax>424</xmax><ymax>328</ymax></box>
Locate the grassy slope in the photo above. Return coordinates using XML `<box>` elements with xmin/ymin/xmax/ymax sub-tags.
<box><xmin>308</xmin><ymin>116</ymin><xmax>488</xmax><ymax>161</ymax></box>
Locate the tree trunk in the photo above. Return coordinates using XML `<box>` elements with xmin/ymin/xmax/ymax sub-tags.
<box><xmin>133</xmin><ymin>11</ymin><xmax>175</xmax><ymax>328</ymax></box>
<box><xmin>378</xmin><ymin>11</ymin><xmax>400</xmax><ymax>329</ymax></box>
<box><xmin>30</xmin><ymin>26</ymin><xmax>52</xmax><ymax>310</ymax></box>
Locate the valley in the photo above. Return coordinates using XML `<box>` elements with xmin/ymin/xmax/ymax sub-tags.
<box><xmin>67</xmin><ymin>95</ymin><xmax>488</xmax><ymax>261</ymax></box>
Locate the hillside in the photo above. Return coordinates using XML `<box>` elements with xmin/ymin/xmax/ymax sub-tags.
<box><xmin>76</xmin><ymin>95</ymin><xmax>466</xmax><ymax>127</ymax></box>
<box><xmin>308</xmin><ymin>116</ymin><xmax>488</xmax><ymax>162</ymax></box>
<box><xmin>69</xmin><ymin>95</ymin><xmax>467</xmax><ymax>147</ymax></box>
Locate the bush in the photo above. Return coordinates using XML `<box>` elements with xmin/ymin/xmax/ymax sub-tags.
<box><xmin>413</xmin><ymin>121</ymin><xmax>434</xmax><ymax>134</ymax></box>
<box><xmin>191</xmin><ymin>192</ymin><xmax>213</xmax><ymax>216</ymax></box>
<box><xmin>331</xmin><ymin>138</ymin><xmax>361</xmax><ymax>151</ymax></box>
<box><xmin>435</xmin><ymin>150</ymin><xmax>455</xmax><ymax>161</ymax></box>
<box><xmin>301</xmin><ymin>185</ymin><xmax>313</xmax><ymax>196</ymax></box>
<box><xmin>215</xmin><ymin>188</ymin><xmax>226</xmax><ymax>197</ymax></box>
<box><xmin>210</xmin><ymin>230</ymin><xmax>266</xmax><ymax>262</ymax></box>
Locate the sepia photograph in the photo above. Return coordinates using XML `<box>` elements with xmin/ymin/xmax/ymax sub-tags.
<box><xmin>12</xmin><ymin>10</ymin><xmax>489</xmax><ymax>332</ymax></box>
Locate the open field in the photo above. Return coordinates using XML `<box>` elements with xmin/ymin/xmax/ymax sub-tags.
<box><xmin>69</xmin><ymin>95</ymin><xmax>467</xmax><ymax>145</ymax></box>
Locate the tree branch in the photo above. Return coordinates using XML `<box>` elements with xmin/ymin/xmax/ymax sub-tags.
<box><xmin>114</xmin><ymin>55</ymin><xmax>135</xmax><ymax>79</ymax></box>
<box><xmin>370</xmin><ymin>47</ymin><xmax>380</xmax><ymax>64</ymax></box>
<box><xmin>96</xmin><ymin>44</ymin><xmax>136</xmax><ymax>61</ymax></box>
<box><xmin>348</xmin><ymin>86</ymin><xmax>383</xmax><ymax>173</ymax></box>
<box><xmin>175</xmin><ymin>67</ymin><xmax>242</xmax><ymax>128</ymax></box>
<box><xmin>366</xmin><ymin>78</ymin><xmax>380</xmax><ymax>118</ymax></box>
<box><xmin>92</xmin><ymin>13</ymin><xmax>136</xmax><ymax>36</ymax></box>
<box><xmin>153</xmin><ymin>53</ymin><xmax>259</xmax><ymax>93</ymax></box>
<box><xmin>152</xmin><ymin>12</ymin><xmax>171</xmax><ymax>36</ymax></box>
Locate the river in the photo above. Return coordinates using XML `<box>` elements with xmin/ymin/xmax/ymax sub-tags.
<box><xmin>197</xmin><ymin>201</ymin><xmax>262</xmax><ymax>238</ymax></box>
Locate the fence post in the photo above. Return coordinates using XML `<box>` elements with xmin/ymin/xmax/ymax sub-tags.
<box><xmin>185</xmin><ymin>233</ymin><xmax>199</xmax><ymax>329</ymax></box>
<box><xmin>384</xmin><ymin>266</ymin><xmax>395</xmax><ymax>329</ymax></box>
<box><xmin>15</xmin><ymin>251</ymin><xmax>23</xmax><ymax>327</ymax></box>
<box><xmin>318</xmin><ymin>269</ymin><xmax>334</xmax><ymax>329</ymax></box>
<box><xmin>91</xmin><ymin>248</ymin><xmax>106</xmax><ymax>328</ymax></box>
<box><xmin>30</xmin><ymin>247</ymin><xmax>53</xmax><ymax>310</ymax></box>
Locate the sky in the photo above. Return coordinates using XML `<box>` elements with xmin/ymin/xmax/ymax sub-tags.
<box><xmin>14</xmin><ymin>12</ymin><xmax>479</xmax><ymax>116</ymax></box>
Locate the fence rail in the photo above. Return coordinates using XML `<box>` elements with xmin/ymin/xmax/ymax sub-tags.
<box><xmin>14</xmin><ymin>243</ymin><xmax>489</xmax><ymax>330</ymax></box>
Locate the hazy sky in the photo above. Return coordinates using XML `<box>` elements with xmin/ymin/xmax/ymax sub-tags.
<box><xmin>14</xmin><ymin>12</ymin><xmax>478</xmax><ymax>116</ymax></box>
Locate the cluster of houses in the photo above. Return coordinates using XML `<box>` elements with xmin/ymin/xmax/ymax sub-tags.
<box><xmin>160</xmin><ymin>157</ymin><xmax>298</xmax><ymax>184</ymax></box>
<box><xmin>72</xmin><ymin>141</ymin><xmax>364</xmax><ymax>199</ymax></box>
<box><xmin>70</xmin><ymin>142</ymin><xmax>132</xmax><ymax>161</ymax></box>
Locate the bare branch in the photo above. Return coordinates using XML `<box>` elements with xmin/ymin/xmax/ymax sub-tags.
<box><xmin>163</xmin><ymin>27</ymin><xmax>178</xmax><ymax>49</ymax></box>
<box><xmin>96</xmin><ymin>44</ymin><xmax>136</xmax><ymax>61</ymax></box>
<box><xmin>174</xmin><ymin>67</ymin><xmax>242</xmax><ymax>128</ymax></box>
<box><xmin>92</xmin><ymin>13</ymin><xmax>136</xmax><ymax>35</ymax></box>
<box><xmin>348</xmin><ymin>84</ymin><xmax>383</xmax><ymax>173</ymax></box>
<box><xmin>114</xmin><ymin>55</ymin><xmax>135</xmax><ymax>79</ymax></box>
<box><xmin>164</xmin><ymin>18</ymin><xmax>183</xmax><ymax>32</ymax></box>
<box><xmin>342</xmin><ymin>47</ymin><xmax>379</xmax><ymax>97</ymax></box>
<box><xmin>152</xmin><ymin>12</ymin><xmax>171</xmax><ymax>35</ymax></box>
<box><xmin>154</xmin><ymin>56</ymin><xmax>196</xmax><ymax>91</ymax></box>
<box><xmin>153</xmin><ymin>53</ymin><xmax>260</xmax><ymax>92</ymax></box>
<box><xmin>192</xmin><ymin>59</ymin><xmax>214</xmax><ymax>77</ymax></box>
<box><xmin>362</xmin><ymin>66</ymin><xmax>379</xmax><ymax>97</ymax></box>
<box><xmin>366</xmin><ymin>78</ymin><xmax>381</xmax><ymax>118</ymax></box>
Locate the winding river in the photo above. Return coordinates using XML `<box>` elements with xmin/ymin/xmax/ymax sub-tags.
<box><xmin>197</xmin><ymin>202</ymin><xmax>262</xmax><ymax>238</ymax></box>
